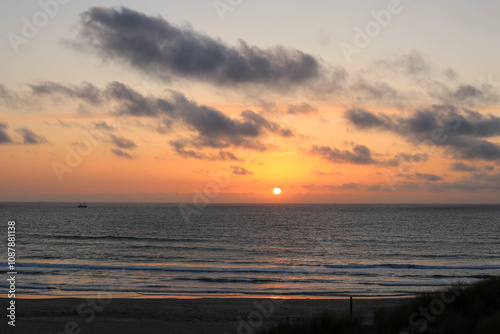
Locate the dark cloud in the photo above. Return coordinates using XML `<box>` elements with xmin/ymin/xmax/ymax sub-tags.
<box><xmin>345</xmin><ymin>108</ymin><xmax>393</xmax><ymax>129</ymax></box>
<box><xmin>345</xmin><ymin>105</ymin><xmax>500</xmax><ymax>161</ymax></box>
<box><xmin>0</xmin><ymin>84</ymin><xmax>17</xmax><ymax>106</ymax></box>
<box><xmin>431</xmin><ymin>83</ymin><xmax>498</xmax><ymax>105</ymax></box>
<box><xmin>170</xmin><ymin>141</ymin><xmax>206</xmax><ymax>160</ymax></box>
<box><xmin>286</xmin><ymin>103</ymin><xmax>318</xmax><ymax>114</ymax></box>
<box><xmin>110</xmin><ymin>134</ymin><xmax>136</xmax><ymax>149</ymax></box>
<box><xmin>470</xmin><ymin>172</ymin><xmax>500</xmax><ymax>183</ymax></box>
<box><xmin>455</xmin><ymin>109</ymin><xmax>500</xmax><ymax>137</ymax></box>
<box><xmin>317</xmin><ymin>66</ymin><xmax>349</xmax><ymax>94</ymax></box>
<box><xmin>366</xmin><ymin>184</ymin><xmax>393</xmax><ymax>192</ymax></box>
<box><xmin>111</xmin><ymin>148</ymin><xmax>132</xmax><ymax>159</ymax></box>
<box><xmin>332</xmin><ymin>183</ymin><xmax>360</xmax><ymax>190</ymax></box>
<box><xmin>376</xmin><ymin>50</ymin><xmax>432</xmax><ymax>75</ymax></box>
<box><xmin>310</xmin><ymin>142</ymin><xmax>427</xmax><ymax>167</ymax></box>
<box><xmin>453</xmin><ymin>85</ymin><xmax>481</xmax><ymax>101</ymax></box>
<box><xmin>415</xmin><ymin>173</ymin><xmax>443</xmax><ymax>181</ymax></box>
<box><xmin>450</xmin><ymin>162</ymin><xmax>479</xmax><ymax>172</ymax></box>
<box><xmin>443</xmin><ymin>68</ymin><xmax>458</xmax><ymax>80</ymax></box>
<box><xmin>29</xmin><ymin>81</ymin><xmax>102</xmax><ymax>105</ymax></box>
<box><xmin>95</xmin><ymin>121</ymin><xmax>114</xmax><ymax>131</ymax></box>
<box><xmin>451</xmin><ymin>137</ymin><xmax>500</xmax><ymax>161</ymax></box>
<box><xmin>427</xmin><ymin>172</ymin><xmax>500</xmax><ymax>192</ymax></box>
<box><xmin>105</xmin><ymin>81</ymin><xmax>174</xmax><ymax>116</ymax></box>
<box><xmin>403</xmin><ymin>51</ymin><xmax>432</xmax><ymax>75</ymax></box>
<box><xmin>102</xmin><ymin>82</ymin><xmax>291</xmax><ymax>151</ymax></box>
<box><xmin>0</xmin><ymin>84</ymin><xmax>10</xmax><ymax>99</ymax></box>
<box><xmin>306</xmin><ymin>183</ymin><xmax>361</xmax><ymax>191</ymax></box>
<box><xmin>0</xmin><ymin>122</ymin><xmax>13</xmax><ymax>144</ymax></box>
<box><xmin>168</xmin><ymin>93</ymin><xmax>291</xmax><ymax>150</ymax></box>
<box><xmin>181</xmin><ymin>104</ymin><xmax>259</xmax><ymax>144</ymax></box>
<box><xmin>230</xmin><ymin>165</ymin><xmax>254</xmax><ymax>175</ymax></box>
<box><xmin>368</xmin><ymin>182</ymin><xmax>420</xmax><ymax>192</ymax></box>
<box><xmin>15</xmin><ymin>128</ymin><xmax>48</xmax><ymax>144</ymax></box>
<box><xmin>72</xmin><ymin>7</ymin><xmax>319</xmax><ymax>88</ymax></box>
<box><xmin>240</xmin><ymin>110</ymin><xmax>293</xmax><ymax>137</ymax></box>
<box><xmin>308</xmin><ymin>143</ymin><xmax>429</xmax><ymax>168</ymax></box>
<box><xmin>310</xmin><ymin>144</ymin><xmax>375</xmax><ymax>164</ymax></box>
<box><xmin>217</xmin><ymin>151</ymin><xmax>240</xmax><ymax>161</ymax></box>
<box><xmin>370</xmin><ymin>51</ymin><xmax>496</xmax><ymax>106</ymax></box>
<box><xmin>384</xmin><ymin>152</ymin><xmax>429</xmax><ymax>167</ymax></box>
<box><xmin>156</xmin><ymin>118</ymin><xmax>173</xmax><ymax>134</ymax></box>
<box><xmin>351</xmin><ymin>80</ymin><xmax>398</xmax><ymax>101</ymax></box>
<box><xmin>170</xmin><ymin>140</ymin><xmax>241</xmax><ymax>161</ymax></box>
<box><xmin>29</xmin><ymin>81</ymin><xmax>291</xmax><ymax>154</ymax></box>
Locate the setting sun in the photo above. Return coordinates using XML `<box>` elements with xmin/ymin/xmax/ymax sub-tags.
<box><xmin>273</xmin><ymin>187</ymin><xmax>282</xmax><ymax>195</ymax></box>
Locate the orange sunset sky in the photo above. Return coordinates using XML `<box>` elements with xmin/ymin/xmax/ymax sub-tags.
<box><xmin>1</xmin><ymin>0</ymin><xmax>499</xmax><ymax>203</ymax></box>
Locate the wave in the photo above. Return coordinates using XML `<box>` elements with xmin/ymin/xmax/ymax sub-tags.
<box><xmin>10</xmin><ymin>262</ymin><xmax>316</xmax><ymax>274</ymax></box>
<box><xmin>177</xmin><ymin>277</ymin><xmax>278</xmax><ymax>284</ymax></box>
<box><xmin>324</xmin><ymin>263</ymin><xmax>500</xmax><ymax>270</ymax></box>
<box><xmin>4</xmin><ymin>262</ymin><xmax>500</xmax><ymax>275</ymax></box>
<box><xmin>5</xmin><ymin>284</ymin><xmax>410</xmax><ymax>297</ymax></box>
<box><xmin>26</xmin><ymin>233</ymin><xmax>201</xmax><ymax>243</ymax></box>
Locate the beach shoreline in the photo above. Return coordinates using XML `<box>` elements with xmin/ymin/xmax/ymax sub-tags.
<box><xmin>9</xmin><ymin>293</ymin><xmax>416</xmax><ymax>299</ymax></box>
<box><xmin>1</xmin><ymin>297</ymin><xmax>408</xmax><ymax>333</ymax></box>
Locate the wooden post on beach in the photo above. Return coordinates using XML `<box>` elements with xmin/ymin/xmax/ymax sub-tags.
<box><xmin>350</xmin><ymin>296</ymin><xmax>353</xmax><ymax>319</ymax></box>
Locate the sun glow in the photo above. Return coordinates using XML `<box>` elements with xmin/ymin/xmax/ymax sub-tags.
<box><xmin>273</xmin><ymin>187</ymin><xmax>281</xmax><ymax>195</ymax></box>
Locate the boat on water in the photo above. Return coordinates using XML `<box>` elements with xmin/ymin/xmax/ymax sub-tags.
<box><xmin>78</xmin><ymin>202</ymin><xmax>87</xmax><ymax>208</ymax></box>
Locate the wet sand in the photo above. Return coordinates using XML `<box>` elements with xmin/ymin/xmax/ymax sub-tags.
<box><xmin>0</xmin><ymin>297</ymin><xmax>408</xmax><ymax>333</ymax></box>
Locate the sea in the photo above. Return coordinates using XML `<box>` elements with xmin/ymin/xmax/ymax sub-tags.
<box><xmin>1</xmin><ymin>203</ymin><xmax>499</xmax><ymax>298</ymax></box>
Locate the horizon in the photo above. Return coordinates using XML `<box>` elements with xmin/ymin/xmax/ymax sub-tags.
<box><xmin>2</xmin><ymin>200</ymin><xmax>499</xmax><ymax>205</ymax></box>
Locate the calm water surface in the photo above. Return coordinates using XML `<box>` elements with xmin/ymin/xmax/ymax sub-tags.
<box><xmin>1</xmin><ymin>203</ymin><xmax>499</xmax><ymax>298</ymax></box>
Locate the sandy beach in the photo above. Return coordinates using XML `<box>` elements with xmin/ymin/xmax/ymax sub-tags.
<box><xmin>0</xmin><ymin>297</ymin><xmax>408</xmax><ymax>333</ymax></box>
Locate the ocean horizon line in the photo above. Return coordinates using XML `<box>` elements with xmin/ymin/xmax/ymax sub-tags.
<box><xmin>1</xmin><ymin>201</ymin><xmax>500</xmax><ymax>205</ymax></box>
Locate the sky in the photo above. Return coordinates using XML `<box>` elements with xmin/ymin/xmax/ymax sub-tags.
<box><xmin>0</xmin><ymin>0</ymin><xmax>499</xmax><ymax>203</ymax></box>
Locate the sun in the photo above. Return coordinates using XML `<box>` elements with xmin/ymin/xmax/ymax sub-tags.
<box><xmin>273</xmin><ymin>187</ymin><xmax>281</xmax><ymax>195</ymax></box>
